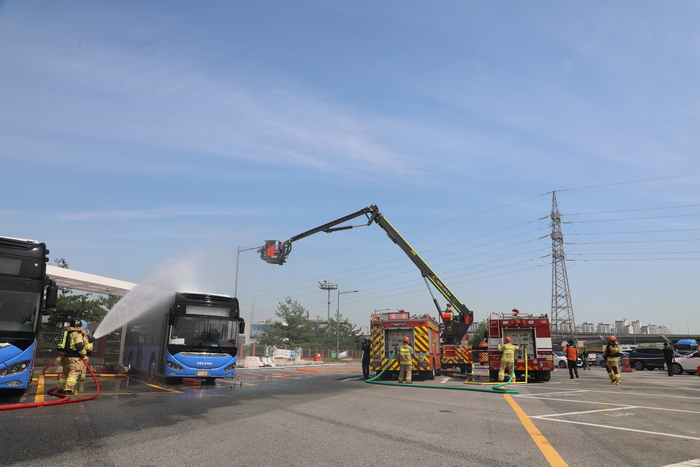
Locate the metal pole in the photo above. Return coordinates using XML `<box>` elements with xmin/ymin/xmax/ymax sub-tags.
<box><xmin>337</xmin><ymin>290</ymin><xmax>358</xmax><ymax>359</ymax></box>
<box><xmin>318</xmin><ymin>281</ymin><xmax>337</xmax><ymax>323</ymax></box>
<box><xmin>235</xmin><ymin>246</ymin><xmax>263</xmax><ymax>298</ymax></box>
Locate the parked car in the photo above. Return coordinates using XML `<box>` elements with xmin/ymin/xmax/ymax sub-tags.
<box><xmin>627</xmin><ymin>347</ymin><xmax>683</xmax><ymax>371</ymax></box>
<box><xmin>553</xmin><ymin>350</ymin><xmax>583</xmax><ymax>368</ymax></box>
<box><xmin>671</xmin><ymin>351</ymin><xmax>700</xmax><ymax>375</ymax></box>
<box><xmin>586</xmin><ymin>350</ymin><xmax>603</xmax><ymax>366</ymax></box>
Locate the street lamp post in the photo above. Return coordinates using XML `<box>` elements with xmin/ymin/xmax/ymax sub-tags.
<box><xmin>235</xmin><ymin>245</ymin><xmax>263</xmax><ymax>297</ymax></box>
<box><xmin>318</xmin><ymin>281</ymin><xmax>338</xmax><ymax>323</ymax></box>
<box><xmin>337</xmin><ymin>290</ymin><xmax>358</xmax><ymax>359</ymax></box>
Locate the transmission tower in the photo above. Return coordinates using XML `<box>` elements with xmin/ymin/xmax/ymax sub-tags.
<box><xmin>549</xmin><ymin>192</ymin><xmax>577</xmax><ymax>343</ymax></box>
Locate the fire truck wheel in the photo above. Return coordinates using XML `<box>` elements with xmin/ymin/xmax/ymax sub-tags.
<box><xmin>489</xmin><ymin>370</ymin><xmax>498</xmax><ymax>382</ymax></box>
<box><xmin>422</xmin><ymin>370</ymin><xmax>435</xmax><ymax>380</ymax></box>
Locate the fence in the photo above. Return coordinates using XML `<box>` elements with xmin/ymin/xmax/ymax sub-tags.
<box><xmin>240</xmin><ymin>344</ymin><xmax>362</xmax><ymax>360</ymax></box>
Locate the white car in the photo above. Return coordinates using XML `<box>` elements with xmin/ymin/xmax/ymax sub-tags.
<box><xmin>671</xmin><ymin>351</ymin><xmax>700</xmax><ymax>375</ymax></box>
<box><xmin>553</xmin><ymin>350</ymin><xmax>583</xmax><ymax>369</ymax></box>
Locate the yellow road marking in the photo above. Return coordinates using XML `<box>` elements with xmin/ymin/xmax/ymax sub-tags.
<box><xmin>34</xmin><ymin>375</ymin><xmax>45</xmax><ymax>403</ymax></box>
<box><xmin>504</xmin><ymin>394</ymin><xmax>568</xmax><ymax>467</ymax></box>
<box><xmin>128</xmin><ymin>377</ymin><xmax>183</xmax><ymax>393</ymax></box>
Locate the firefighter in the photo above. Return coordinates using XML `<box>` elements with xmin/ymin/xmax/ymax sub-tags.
<box><xmin>55</xmin><ymin>318</ymin><xmax>92</xmax><ymax>395</ymax></box>
<box><xmin>397</xmin><ymin>336</ymin><xmax>414</xmax><ymax>384</ymax></box>
<box><xmin>497</xmin><ymin>336</ymin><xmax>520</xmax><ymax>382</ymax></box>
<box><xmin>361</xmin><ymin>339</ymin><xmax>371</xmax><ymax>379</ymax></box>
<box><xmin>78</xmin><ymin>320</ymin><xmax>95</xmax><ymax>381</ymax></box>
<box><xmin>604</xmin><ymin>335</ymin><xmax>621</xmax><ymax>385</ymax></box>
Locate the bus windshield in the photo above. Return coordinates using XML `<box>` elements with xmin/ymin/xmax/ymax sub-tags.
<box><xmin>0</xmin><ymin>278</ymin><xmax>42</xmax><ymax>335</ymax></box>
<box><xmin>170</xmin><ymin>315</ymin><xmax>238</xmax><ymax>348</ymax></box>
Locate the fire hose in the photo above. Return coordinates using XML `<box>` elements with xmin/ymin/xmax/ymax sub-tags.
<box><xmin>0</xmin><ymin>356</ymin><xmax>101</xmax><ymax>411</ymax></box>
<box><xmin>365</xmin><ymin>347</ymin><xmax>519</xmax><ymax>394</ymax></box>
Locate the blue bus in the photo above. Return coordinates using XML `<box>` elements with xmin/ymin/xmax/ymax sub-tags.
<box><xmin>0</xmin><ymin>236</ymin><xmax>57</xmax><ymax>394</ymax></box>
<box><xmin>123</xmin><ymin>292</ymin><xmax>245</xmax><ymax>385</ymax></box>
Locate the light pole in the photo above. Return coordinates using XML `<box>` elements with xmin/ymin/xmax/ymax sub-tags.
<box><xmin>318</xmin><ymin>281</ymin><xmax>338</xmax><ymax>323</ymax></box>
<box><xmin>337</xmin><ymin>289</ymin><xmax>358</xmax><ymax>359</ymax></box>
<box><xmin>235</xmin><ymin>245</ymin><xmax>263</xmax><ymax>298</ymax></box>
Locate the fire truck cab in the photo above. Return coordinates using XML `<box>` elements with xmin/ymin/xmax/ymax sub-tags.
<box><xmin>370</xmin><ymin>310</ymin><xmax>441</xmax><ymax>381</ymax></box>
<box><xmin>487</xmin><ymin>310</ymin><xmax>553</xmax><ymax>382</ymax></box>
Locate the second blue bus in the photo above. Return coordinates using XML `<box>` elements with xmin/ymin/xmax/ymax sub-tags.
<box><xmin>123</xmin><ymin>292</ymin><xmax>245</xmax><ymax>384</ymax></box>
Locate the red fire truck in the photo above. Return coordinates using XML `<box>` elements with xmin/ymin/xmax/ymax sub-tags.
<box><xmin>369</xmin><ymin>310</ymin><xmax>441</xmax><ymax>380</ymax></box>
<box><xmin>487</xmin><ymin>309</ymin><xmax>553</xmax><ymax>382</ymax></box>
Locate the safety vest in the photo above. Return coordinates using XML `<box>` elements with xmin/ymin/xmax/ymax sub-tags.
<box><xmin>498</xmin><ymin>344</ymin><xmax>518</xmax><ymax>363</ymax></box>
<box><xmin>397</xmin><ymin>344</ymin><xmax>413</xmax><ymax>364</ymax></box>
<box><xmin>565</xmin><ymin>347</ymin><xmax>578</xmax><ymax>361</ymax></box>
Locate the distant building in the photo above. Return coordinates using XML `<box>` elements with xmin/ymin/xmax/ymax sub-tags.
<box><xmin>581</xmin><ymin>322</ymin><xmax>595</xmax><ymax>332</ymax></box>
<box><xmin>597</xmin><ymin>323</ymin><xmax>612</xmax><ymax>334</ymax></box>
<box><xmin>631</xmin><ymin>320</ymin><xmax>641</xmax><ymax>334</ymax></box>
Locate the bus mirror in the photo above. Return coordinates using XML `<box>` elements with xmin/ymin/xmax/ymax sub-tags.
<box><xmin>168</xmin><ymin>311</ymin><xmax>175</xmax><ymax>326</ymax></box>
<box><xmin>239</xmin><ymin>320</ymin><xmax>245</xmax><ymax>334</ymax></box>
<box><xmin>45</xmin><ymin>282</ymin><xmax>58</xmax><ymax>309</ymax></box>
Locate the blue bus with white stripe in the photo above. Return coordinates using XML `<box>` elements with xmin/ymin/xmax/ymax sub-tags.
<box><xmin>0</xmin><ymin>237</ymin><xmax>57</xmax><ymax>394</ymax></box>
<box><xmin>123</xmin><ymin>292</ymin><xmax>245</xmax><ymax>384</ymax></box>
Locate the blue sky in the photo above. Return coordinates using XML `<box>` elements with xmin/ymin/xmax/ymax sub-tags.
<box><xmin>2</xmin><ymin>1</ymin><xmax>699</xmax><ymax>335</ymax></box>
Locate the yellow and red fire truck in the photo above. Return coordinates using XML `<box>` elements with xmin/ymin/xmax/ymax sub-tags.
<box><xmin>487</xmin><ymin>309</ymin><xmax>554</xmax><ymax>382</ymax></box>
<box><xmin>369</xmin><ymin>310</ymin><xmax>441</xmax><ymax>380</ymax></box>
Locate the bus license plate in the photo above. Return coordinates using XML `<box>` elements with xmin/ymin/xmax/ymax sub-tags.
<box><xmin>196</xmin><ymin>370</ymin><xmax>209</xmax><ymax>377</ymax></box>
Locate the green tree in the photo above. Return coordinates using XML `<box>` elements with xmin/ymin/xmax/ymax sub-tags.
<box><xmin>259</xmin><ymin>297</ymin><xmax>319</xmax><ymax>347</ymax></box>
<box><xmin>468</xmin><ymin>320</ymin><xmax>488</xmax><ymax>347</ymax></box>
<box><xmin>45</xmin><ymin>258</ymin><xmax>121</xmax><ymax>330</ymax></box>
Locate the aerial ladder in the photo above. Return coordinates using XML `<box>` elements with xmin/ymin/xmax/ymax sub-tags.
<box><xmin>258</xmin><ymin>204</ymin><xmax>475</xmax><ymax>372</ymax></box>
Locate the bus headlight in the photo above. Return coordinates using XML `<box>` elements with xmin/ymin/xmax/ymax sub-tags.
<box><xmin>0</xmin><ymin>361</ymin><xmax>30</xmax><ymax>376</ymax></box>
<box><xmin>224</xmin><ymin>362</ymin><xmax>237</xmax><ymax>371</ymax></box>
<box><xmin>166</xmin><ymin>361</ymin><xmax>183</xmax><ymax>371</ymax></box>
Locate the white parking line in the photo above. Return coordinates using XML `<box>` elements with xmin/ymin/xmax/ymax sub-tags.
<box><xmin>440</xmin><ymin>377</ymin><xmax>451</xmax><ymax>384</ymax></box>
<box><xmin>342</xmin><ymin>376</ymin><xmax>366</xmax><ymax>381</ymax></box>
<box><xmin>661</xmin><ymin>459</ymin><xmax>700</xmax><ymax>467</ymax></box>
<box><xmin>530</xmin><ymin>417</ymin><xmax>700</xmax><ymax>441</ymax></box>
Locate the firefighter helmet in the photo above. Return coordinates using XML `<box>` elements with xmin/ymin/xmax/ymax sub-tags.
<box><xmin>403</xmin><ymin>336</ymin><xmax>410</xmax><ymax>343</ymax></box>
<box><xmin>70</xmin><ymin>317</ymin><xmax>82</xmax><ymax>328</ymax></box>
<box><xmin>609</xmin><ymin>335</ymin><xmax>617</xmax><ymax>342</ymax></box>
<box><xmin>505</xmin><ymin>336</ymin><xmax>512</xmax><ymax>343</ymax></box>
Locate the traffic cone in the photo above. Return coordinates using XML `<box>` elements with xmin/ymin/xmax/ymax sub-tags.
<box><xmin>622</xmin><ymin>357</ymin><xmax>634</xmax><ymax>372</ymax></box>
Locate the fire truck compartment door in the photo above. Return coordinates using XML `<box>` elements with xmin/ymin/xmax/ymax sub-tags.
<box><xmin>385</xmin><ymin>329</ymin><xmax>413</xmax><ymax>358</ymax></box>
<box><xmin>503</xmin><ymin>329</ymin><xmax>535</xmax><ymax>360</ymax></box>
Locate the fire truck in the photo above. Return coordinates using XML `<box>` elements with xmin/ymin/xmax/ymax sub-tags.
<box><xmin>369</xmin><ymin>310</ymin><xmax>441</xmax><ymax>380</ymax></box>
<box><xmin>258</xmin><ymin>204</ymin><xmax>475</xmax><ymax>376</ymax></box>
<box><xmin>487</xmin><ymin>309</ymin><xmax>553</xmax><ymax>382</ymax></box>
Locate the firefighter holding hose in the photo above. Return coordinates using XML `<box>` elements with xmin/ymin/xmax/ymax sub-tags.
<box><xmin>497</xmin><ymin>337</ymin><xmax>520</xmax><ymax>382</ymax></box>
<box><xmin>55</xmin><ymin>318</ymin><xmax>93</xmax><ymax>395</ymax></box>
<box><xmin>397</xmin><ymin>336</ymin><xmax>414</xmax><ymax>384</ymax></box>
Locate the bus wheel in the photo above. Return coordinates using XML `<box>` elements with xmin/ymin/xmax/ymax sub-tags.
<box><xmin>164</xmin><ymin>377</ymin><xmax>183</xmax><ymax>385</ymax></box>
<box><xmin>127</xmin><ymin>353</ymin><xmax>133</xmax><ymax>373</ymax></box>
<box><xmin>204</xmin><ymin>377</ymin><xmax>216</xmax><ymax>385</ymax></box>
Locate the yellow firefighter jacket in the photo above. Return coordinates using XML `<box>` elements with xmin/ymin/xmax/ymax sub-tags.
<box><xmin>397</xmin><ymin>344</ymin><xmax>414</xmax><ymax>364</ymax></box>
<box><xmin>498</xmin><ymin>343</ymin><xmax>519</xmax><ymax>363</ymax></box>
<box><xmin>59</xmin><ymin>327</ymin><xmax>92</xmax><ymax>358</ymax></box>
